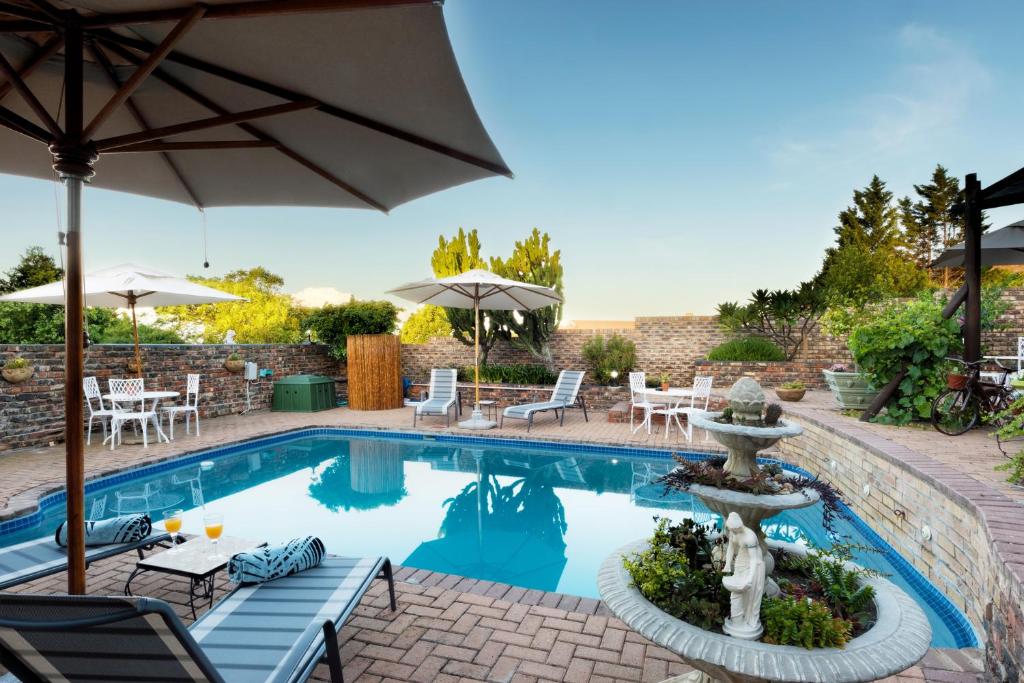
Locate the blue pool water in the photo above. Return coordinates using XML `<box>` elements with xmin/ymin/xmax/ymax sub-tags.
<box><xmin>0</xmin><ymin>429</ymin><xmax>975</xmax><ymax>648</ymax></box>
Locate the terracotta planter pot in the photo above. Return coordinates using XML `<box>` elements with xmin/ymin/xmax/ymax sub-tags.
<box><xmin>660</xmin><ymin>382</ymin><xmax>669</xmax><ymax>392</ymax></box>
<box><xmin>2</xmin><ymin>366</ymin><xmax>34</xmax><ymax>384</ymax></box>
<box><xmin>775</xmin><ymin>387</ymin><xmax>805</xmax><ymax>402</ymax></box>
<box><xmin>224</xmin><ymin>359</ymin><xmax>246</xmax><ymax>373</ymax></box>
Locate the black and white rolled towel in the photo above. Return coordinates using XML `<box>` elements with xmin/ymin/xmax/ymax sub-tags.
<box><xmin>228</xmin><ymin>536</ymin><xmax>326</xmax><ymax>585</ymax></box>
<box><xmin>55</xmin><ymin>514</ymin><xmax>152</xmax><ymax>547</ymax></box>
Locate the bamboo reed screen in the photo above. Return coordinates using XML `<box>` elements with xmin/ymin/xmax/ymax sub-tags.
<box><xmin>346</xmin><ymin>334</ymin><xmax>402</xmax><ymax>410</ymax></box>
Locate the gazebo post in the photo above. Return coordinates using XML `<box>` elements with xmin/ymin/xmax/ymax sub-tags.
<box><xmin>963</xmin><ymin>173</ymin><xmax>983</xmax><ymax>363</ymax></box>
<box><xmin>52</xmin><ymin>15</ymin><xmax>94</xmax><ymax>595</ymax></box>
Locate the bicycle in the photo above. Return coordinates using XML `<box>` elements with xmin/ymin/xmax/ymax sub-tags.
<box><xmin>931</xmin><ymin>357</ymin><xmax>1018</xmax><ymax>436</ymax></box>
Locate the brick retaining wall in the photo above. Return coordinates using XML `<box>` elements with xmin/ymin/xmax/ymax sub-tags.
<box><xmin>0</xmin><ymin>344</ymin><xmax>343</xmax><ymax>451</ymax></box>
<box><xmin>694</xmin><ymin>360</ymin><xmax>834</xmax><ymax>388</ymax></box>
<box><xmin>777</xmin><ymin>407</ymin><xmax>1022</xmax><ymax>680</ymax></box>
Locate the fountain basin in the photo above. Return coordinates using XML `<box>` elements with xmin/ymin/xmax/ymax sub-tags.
<box><xmin>689</xmin><ymin>413</ymin><xmax>803</xmax><ymax>478</ymax></box>
<box><xmin>598</xmin><ymin>539</ymin><xmax>931</xmax><ymax>683</ymax></box>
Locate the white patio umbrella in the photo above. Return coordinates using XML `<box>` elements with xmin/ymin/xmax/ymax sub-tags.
<box><xmin>0</xmin><ymin>263</ymin><xmax>243</xmax><ymax>375</ymax></box>
<box><xmin>388</xmin><ymin>269</ymin><xmax>562</xmax><ymax>430</ymax></box>
<box><xmin>932</xmin><ymin>220</ymin><xmax>1024</xmax><ymax>268</ymax></box>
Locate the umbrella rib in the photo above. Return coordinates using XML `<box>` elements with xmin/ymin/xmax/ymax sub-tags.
<box><xmin>82</xmin><ymin>6</ymin><xmax>206</xmax><ymax>142</ymax></box>
<box><xmin>89</xmin><ymin>42</ymin><xmax>203</xmax><ymax>210</ymax></box>
<box><xmin>94</xmin><ymin>30</ymin><xmax>514</xmax><ymax>178</ymax></box>
<box><xmin>0</xmin><ymin>50</ymin><xmax>61</xmax><ymax>137</ymax></box>
<box><xmin>79</xmin><ymin>0</ymin><xmax>439</xmax><ymax>28</ymax></box>
<box><xmin>0</xmin><ymin>35</ymin><xmax>63</xmax><ymax>106</ymax></box>
<box><xmin>23</xmin><ymin>0</ymin><xmax>62</xmax><ymax>23</ymax></box>
<box><xmin>107</xmin><ymin>140</ymin><xmax>278</xmax><ymax>152</ymax></box>
<box><xmin>0</xmin><ymin>104</ymin><xmax>49</xmax><ymax>142</ymax></box>
<box><xmin>92</xmin><ymin>100</ymin><xmax>319</xmax><ymax>152</ymax></box>
<box><xmin>0</xmin><ymin>2</ymin><xmax>51</xmax><ymax>22</ymax></box>
<box><xmin>97</xmin><ymin>39</ymin><xmax>389</xmax><ymax>212</ymax></box>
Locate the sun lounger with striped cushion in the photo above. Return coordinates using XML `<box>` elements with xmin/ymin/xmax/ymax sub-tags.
<box><xmin>0</xmin><ymin>555</ymin><xmax>396</xmax><ymax>683</ymax></box>
<box><xmin>501</xmin><ymin>370</ymin><xmax>588</xmax><ymax>432</ymax></box>
<box><xmin>0</xmin><ymin>530</ymin><xmax>170</xmax><ymax>591</ymax></box>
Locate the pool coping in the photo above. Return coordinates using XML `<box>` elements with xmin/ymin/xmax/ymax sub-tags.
<box><xmin>0</xmin><ymin>424</ymin><xmax>978</xmax><ymax>649</ymax></box>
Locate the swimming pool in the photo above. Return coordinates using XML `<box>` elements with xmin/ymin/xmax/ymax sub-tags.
<box><xmin>0</xmin><ymin>429</ymin><xmax>976</xmax><ymax>648</ymax></box>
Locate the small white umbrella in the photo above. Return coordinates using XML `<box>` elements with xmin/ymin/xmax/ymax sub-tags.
<box><xmin>0</xmin><ymin>263</ymin><xmax>243</xmax><ymax>375</ymax></box>
<box><xmin>388</xmin><ymin>269</ymin><xmax>562</xmax><ymax>429</ymax></box>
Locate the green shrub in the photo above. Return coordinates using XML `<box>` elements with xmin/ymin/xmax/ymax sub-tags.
<box><xmin>848</xmin><ymin>294</ymin><xmax>961</xmax><ymax>424</ymax></box>
<box><xmin>706</xmin><ymin>337</ymin><xmax>786</xmax><ymax>362</ymax></box>
<box><xmin>622</xmin><ymin>518</ymin><xmax>726</xmax><ymax>631</ymax></box>
<box><xmin>457</xmin><ymin>364</ymin><xmax>558</xmax><ymax>385</ymax></box>
<box><xmin>761</xmin><ymin>596</ymin><xmax>852</xmax><ymax>649</ymax></box>
<box><xmin>4</xmin><ymin>356</ymin><xmax>29</xmax><ymax>369</ymax></box>
<box><xmin>303</xmin><ymin>300</ymin><xmax>399</xmax><ymax>359</ymax></box>
<box><xmin>779</xmin><ymin>381</ymin><xmax>805</xmax><ymax>390</ymax></box>
<box><xmin>92</xmin><ymin>315</ymin><xmax>184</xmax><ymax>344</ymax></box>
<box><xmin>581</xmin><ymin>334</ymin><xmax>636</xmax><ymax>384</ymax></box>
<box><xmin>400</xmin><ymin>305</ymin><xmax>451</xmax><ymax>344</ymax></box>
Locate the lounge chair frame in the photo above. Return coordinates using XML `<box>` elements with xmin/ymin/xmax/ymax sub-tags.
<box><xmin>413</xmin><ymin>368</ymin><xmax>459</xmax><ymax>427</ymax></box>
<box><xmin>0</xmin><ymin>557</ymin><xmax>396</xmax><ymax>683</ymax></box>
<box><xmin>0</xmin><ymin>531</ymin><xmax>171</xmax><ymax>591</ymax></box>
<box><xmin>500</xmin><ymin>370</ymin><xmax>588</xmax><ymax>432</ymax></box>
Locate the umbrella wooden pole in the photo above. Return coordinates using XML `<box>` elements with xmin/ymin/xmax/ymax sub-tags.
<box><xmin>57</xmin><ymin>20</ymin><xmax>89</xmax><ymax>595</ymax></box>
<box><xmin>130</xmin><ymin>299</ymin><xmax>143</xmax><ymax>378</ymax></box>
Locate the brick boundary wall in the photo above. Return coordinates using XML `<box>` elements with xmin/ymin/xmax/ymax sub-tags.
<box><xmin>693</xmin><ymin>360</ymin><xmax>836</xmax><ymax>388</ymax></box>
<box><xmin>777</xmin><ymin>404</ymin><xmax>1023</xmax><ymax>681</ymax></box>
<box><xmin>0</xmin><ymin>344</ymin><xmax>343</xmax><ymax>451</ymax></box>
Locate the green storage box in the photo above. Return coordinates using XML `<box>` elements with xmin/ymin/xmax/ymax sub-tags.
<box><xmin>272</xmin><ymin>374</ymin><xmax>337</xmax><ymax>412</ymax></box>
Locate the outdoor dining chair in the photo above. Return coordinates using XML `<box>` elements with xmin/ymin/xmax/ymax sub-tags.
<box><xmin>107</xmin><ymin>378</ymin><xmax>157</xmax><ymax>450</ymax></box>
<box><xmin>628</xmin><ymin>371</ymin><xmax>664</xmax><ymax>435</ymax></box>
<box><xmin>83</xmin><ymin>376</ymin><xmax>123</xmax><ymax>446</ymax></box>
<box><xmin>161</xmin><ymin>373</ymin><xmax>201</xmax><ymax>439</ymax></box>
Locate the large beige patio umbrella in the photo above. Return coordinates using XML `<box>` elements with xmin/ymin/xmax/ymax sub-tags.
<box><xmin>388</xmin><ymin>270</ymin><xmax>562</xmax><ymax>430</ymax></box>
<box><xmin>0</xmin><ymin>263</ymin><xmax>245</xmax><ymax>375</ymax></box>
<box><xmin>0</xmin><ymin>0</ymin><xmax>510</xmax><ymax>593</ymax></box>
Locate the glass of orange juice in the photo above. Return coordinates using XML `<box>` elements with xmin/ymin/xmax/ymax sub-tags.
<box><xmin>163</xmin><ymin>509</ymin><xmax>183</xmax><ymax>550</ymax></box>
<box><xmin>203</xmin><ymin>513</ymin><xmax>224</xmax><ymax>556</ymax></box>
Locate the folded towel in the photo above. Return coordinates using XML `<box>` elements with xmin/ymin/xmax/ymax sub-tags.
<box><xmin>55</xmin><ymin>514</ymin><xmax>152</xmax><ymax>547</ymax></box>
<box><xmin>228</xmin><ymin>536</ymin><xmax>326</xmax><ymax>585</ymax></box>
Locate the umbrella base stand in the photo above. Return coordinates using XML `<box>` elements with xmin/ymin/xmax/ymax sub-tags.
<box><xmin>459</xmin><ymin>408</ymin><xmax>497</xmax><ymax>430</ymax></box>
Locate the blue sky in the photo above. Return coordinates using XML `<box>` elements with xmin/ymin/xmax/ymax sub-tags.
<box><xmin>2</xmin><ymin>1</ymin><xmax>1023</xmax><ymax>320</ymax></box>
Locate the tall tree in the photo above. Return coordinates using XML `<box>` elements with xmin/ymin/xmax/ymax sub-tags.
<box><xmin>911</xmin><ymin>164</ymin><xmax>966</xmax><ymax>287</ymax></box>
<box><xmin>400</xmin><ymin>305</ymin><xmax>452</xmax><ymax>344</ymax></box>
<box><xmin>898</xmin><ymin>195</ymin><xmax>936</xmax><ymax>269</ymax></box>
<box><xmin>489</xmin><ymin>228</ymin><xmax>564</xmax><ymax>363</ymax></box>
<box><xmin>819</xmin><ymin>176</ymin><xmax>927</xmax><ymax>306</ymax></box>
<box><xmin>157</xmin><ymin>267</ymin><xmax>304</xmax><ymax>343</ymax></box>
<box><xmin>430</xmin><ymin>228</ymin><xmax>502</xmax><ymax>365</ymax></box>
<box><xmin>0</xmin><ymin>247</ymin><xmax>116</xmax><ymax>344</ymax></box>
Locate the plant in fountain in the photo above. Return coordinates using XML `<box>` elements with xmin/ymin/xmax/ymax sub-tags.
<box><xmin>623</xmin><ymin>517</ymin><xmax>728</xmax><ymax>631</ymax></box>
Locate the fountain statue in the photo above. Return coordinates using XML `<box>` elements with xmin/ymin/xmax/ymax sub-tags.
<box><xmin>598</xmin><ymin>378</ymin><xmax>931</xmax><ymax>683</ymax></box>
<box><xmin>721</xmin><ymin>512</ymin><xmax>765</xmax><ymax>641</ymax></box>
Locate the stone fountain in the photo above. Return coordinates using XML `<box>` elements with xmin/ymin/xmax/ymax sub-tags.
<box><xmin>597</xmin><ymin>378</ymin><xmax>931</xmax><ymax>683</ymax></box>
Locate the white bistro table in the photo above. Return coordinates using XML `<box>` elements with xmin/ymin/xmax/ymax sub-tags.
<box><xmin>631</xmin><ymin>388</ymin><xmax>696</xmax><ymax>434</ymax></box>
<box><xmin>102</xmin><ymin>390</ymin><xmax>179</xmax><ymax>445</ymax></box>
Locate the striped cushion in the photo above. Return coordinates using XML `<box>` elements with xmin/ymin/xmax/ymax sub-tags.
<box><xmin>56</xmin><ymin>514</ymin><xmax>152</xmax><ymax>547</ymax></box>
<box><xmin>192</xmin><ymin>556</ymin><xmax>383</xmax><ymax>683</ymax></box>
<box><xmin>228</xmin><ymin>537</ymin><xmax>326</xmax><ymax>585</ymax></box>
<box><xmin>503</xmin><ymin>401</ymin><xmax>564</xmax><ymax>418</ymax></box>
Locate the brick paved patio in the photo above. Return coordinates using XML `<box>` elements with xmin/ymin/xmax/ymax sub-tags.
<box><xmin>0</xmin><ymin>395</ymin><xmax>991</xmax><ymax>682</ymax></box>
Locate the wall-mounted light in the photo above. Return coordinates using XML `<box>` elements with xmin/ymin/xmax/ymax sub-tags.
<box><xmin>862</xmin><ymin>483</ymin><xmax>871</xmax><ymax>496</ymax></box>
<box><xmin>921</xmin><ymin>525</ymin><xmax>932</xmax><ymax>542</ymax></box>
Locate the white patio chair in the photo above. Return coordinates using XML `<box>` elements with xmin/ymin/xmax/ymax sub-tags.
<box><xmin>108</xmin><ymin>378</ymin><xmax>157</xmax><ymax>450</ymax></box>
<box><xmin>161</xmin><ymin>373</ymin><xmax>201</xmax><ymax>439</ymax></box>
<box><xmin>83</xmin><ymin>376</ymin><xmax>123</xmax><ymax>446</ymax></box>
<box><xmin>629</xmin><ymin>371</ymin><xmax>663</xmax><ymax>435</ymax></box>
<box><xmin>653</xmin><ymin>375</ymin><xmax>713</xmax><ymax>442</ymax></box>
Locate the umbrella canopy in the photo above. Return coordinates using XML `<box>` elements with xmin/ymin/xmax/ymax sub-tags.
<box><xmin>0</xmin><ymin>262</ymin><xmax>243</xmax><ymax>375</ymax></box>
<box><xmin>0</xmin><ymin>263</ymin><xmax>243</xmax><ymax>307</ymax></box>
<box><xmin>0</xmin><ymin>1</ymin><xmax>511</xmax><ymax>211</ymax></box>
<box><xmin>932</xmin><ymin>220</ymin><xmax>1024</xmax><ymax>268</ymax></box>
<box><xmin>0</xmin><ymin>0</ymin><xmax>509</xmax><ymax>593</ymax></box>
<box><xmin>388</xmin><ymin>270</ymin><xmax>561</xmax><ymax>428</ymax></box>
<box><xmin>388</xmin><ymin>269</ymin><xmax>563</xmax><ymax>310</ymax></box>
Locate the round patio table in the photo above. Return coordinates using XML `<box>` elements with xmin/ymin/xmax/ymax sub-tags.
<box><xmin>102</xmin><ymin>391</ymin><xmax>179</xmax><ymax>445</ymax></box>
